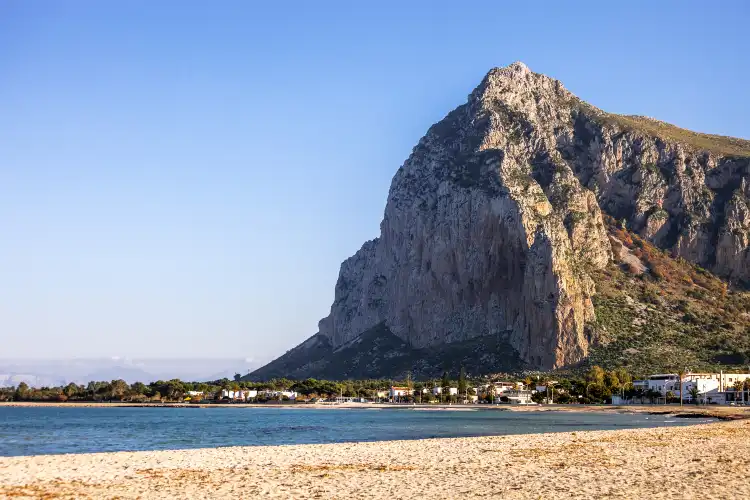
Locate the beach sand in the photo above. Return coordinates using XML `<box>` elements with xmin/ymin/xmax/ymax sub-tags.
<box><xmin>1</xmin><ymin>419</ymin><xmax>749</xmax><ymax>499</ymax></box>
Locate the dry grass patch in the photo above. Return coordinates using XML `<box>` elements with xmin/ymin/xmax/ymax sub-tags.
<box><xmin>598</xmin><ymin>113</ymin><xmax>750</xmax><ymax>157</ymax></box>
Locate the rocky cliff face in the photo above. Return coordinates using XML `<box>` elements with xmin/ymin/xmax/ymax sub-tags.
<box><xmin>252</xmin><ymin>62</ymin><xmax>750</xmax><ymax>377</ymax></box>
<box><xmin>568</xmin><ymin>112</ymin><xmax>750</xmax><ymax>283</ymax></box>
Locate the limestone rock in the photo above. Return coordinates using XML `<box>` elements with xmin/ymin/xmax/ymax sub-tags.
<box><xmin>252</xmin><ymin>62</ymin><xmax>750</xmax><ymax>377</ymax></box>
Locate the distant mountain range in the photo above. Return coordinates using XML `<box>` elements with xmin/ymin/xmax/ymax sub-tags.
<box><xmin>0</xmin><ymin>358</ymin><xmax>261</xmax><ymax>387</ymax></box>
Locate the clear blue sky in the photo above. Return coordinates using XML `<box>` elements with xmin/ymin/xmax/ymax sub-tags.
<box><xmin>2</xmin><ymin>1</ymin><xmax>748</xmax><ymax>363</ymax></box>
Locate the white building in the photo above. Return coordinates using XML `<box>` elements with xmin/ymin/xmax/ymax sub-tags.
<box><xmin>642</xmin><ymin>374</ymin><xmax>679</xmax><ymax>395</ymax></box>
<box><xmin>713</xmin><ymin>372</ymin><xmax>750</xmax><ymax>392</ymax></box>
<box><xmin>222</xmin><ymin>389</ymin><xmax>258</xmax><ymax>400</ymax></box>
<box><xmin>633</xmin><ymin>379</ymin><xmax>649</xmax><ymax>392</ymax></box>
<box><xmin>389</xmin><ymin>386</ymin><xmax>411</xmax><ymax>399</ymax></box>
<box><xmin>503</xmin><ymin>390</ymin><xmax>535</xmax><ymax>404</ymax></box>
<box><xmin>259</xmin><ymin>390</ymin><xmax>296</xmax><ymax>400</ymax></box>
<box><xmin>493</xmin><ymin>382</ymin><xmax>516</xmax><ymax>393</ymax></box>
<box><xmin>681</xmin><ymin>378</ymin><xmax>721</xmax><ymax>403</ymax></box>
<box><xmin>431</xmin><ymin>387</ymin><xmax>458</xmax><ymax>396</ymax></box>
<box><xmin>643</xmin><ymin>373</ymin><xmax>750</xmax><ymax>398</ymax></box>
<box><xmin>628</xmin><ymin>372</ymin><xmax>750</xmax><ymax>404</ymax></box>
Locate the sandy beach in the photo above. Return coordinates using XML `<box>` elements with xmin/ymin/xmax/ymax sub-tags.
<box><xmin>1</xmin><ymin>419</ymin><xmax>748</xmax><ymax>499</ymax></box>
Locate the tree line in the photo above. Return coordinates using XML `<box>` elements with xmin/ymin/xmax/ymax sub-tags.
<box><xmin>3</xmin><ymin>365</ymin><xmax>737</xmax><ymax>404</ymax></box>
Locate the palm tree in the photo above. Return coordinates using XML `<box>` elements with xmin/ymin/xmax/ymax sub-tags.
<box><xmin>486</xmin><ymin>384</ymin><xmax>496</xmax><ymax>404</ymax></box>
<box><xmin>676</xmin><ymin>369</ymin><xmax>685</xmax><ymax>407</ymax></box>
<box><xmin>733</xmin><ymin>380</ymin><xmax>744</xmax><ymax>404</ymax></box>
<box><xmin>585</xmin><ymin>382</ymin><xmax>598</xmax><ymax>402</ymax></box>
<box><xmin>458</xmin><ymin>367</ymin><xmax>467</xmax><ymax>403</ymax></box>
<box><xmin>440</xmin><ymin>371</ymin><xmax>450</xmax><ymax>404</ymax></box>
<box><xmin>688</xmin><ymin>387</ymin><xmax>700</xmax><ymax>405</ymax></box>
<box><xmin>634</xmin><ymin>388</ymin><xmax>645</xmax><ymax>404</ymax></box>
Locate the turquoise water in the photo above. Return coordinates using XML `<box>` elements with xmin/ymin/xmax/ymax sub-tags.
<box><xmin>0</xmin><ymin>407</ymin><xmax>710</xmax><ymax>457</ymax></box>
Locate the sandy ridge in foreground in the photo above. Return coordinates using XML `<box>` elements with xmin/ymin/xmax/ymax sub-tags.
<box><xmin>1</xmin><ymin>420</ymin><xmax>749</xmax><ymax>499</ymax></box>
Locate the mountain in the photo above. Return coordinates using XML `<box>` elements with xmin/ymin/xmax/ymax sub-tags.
<box><xmin>248</xmin><ymin>62</ymin><xmax>750</xmax><ymax>381</ymax></box>
<box><xmin>588</xmin><ymin>217</ymin><xmax>750</xmax><ymax>375</ymax></box>
<box><xmin>0</xmin><ymin>358</ymin><xmax>260</xmax><ymax>387</ymax></box>
<box><xmin>0</xmin><ymin>373</ymin><xmax>66</xmax><ymax>389</ymax></box>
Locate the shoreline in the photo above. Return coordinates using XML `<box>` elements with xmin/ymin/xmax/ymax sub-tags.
<box><xmin>2</xmin><ymin>401</ymin><xmax>748</xmax><ymax>420</ymax></box>
<box><xmin>1</xmin><ymin>420</ymin><xmax>748</xmax><ymax>499</ymax></box>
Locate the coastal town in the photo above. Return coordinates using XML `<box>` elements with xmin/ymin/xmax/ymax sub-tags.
<box><xmin>212</xmin><ymin>371</ymin><xmax>750</xmax><ymax>406</ymax></box>
<box><xmin>163</xmin><ymin>369</ymin><xmax>750</xmax><ymax>407</ymax></box>
<box><xmin>4</xmin><ymin>368</ymin><xmax>750</xmax><ymax>408</ymax></box>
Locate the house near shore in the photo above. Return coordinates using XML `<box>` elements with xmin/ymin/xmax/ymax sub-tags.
<box><xmin>222</xmin><ymin>389</ymin><xmax>258</xmax><ymax>400</ymax></box>
<box><xmin>616</xmin><ymin>371</ymin><xmax>750</xmax><ymax>405</ymax></box>
<box><xmin>262</xmin><ymin>390</ymin><xmax>297</xmax><ymax>400</ymax></box>
<box><xmin>502</xmin><ymin>390</ymin><xmax>534</xmax><ymax>404</ymax></box>
<box><xmin>480</xmin><ymin>382</ymin><xmax>517</xmax><ymax>395</ymax></box>
<box><xmin>633</xmin><ymin>379</ymin><xmax>649</xmax><ymax>392</ymax></box>
<box><xmin>184</xmin><ymin>391</ymin><xmax>205</xmax><ymax>402</ymax></box>
<box><xmin>389</xmin><ymin>386</ymin><xmax>411</xmax><ymax>400</ymax></box>
<box><xmin>431</xmin><ymin>387</ymin><xmax>458</xmax><ymax>396</ymax></box>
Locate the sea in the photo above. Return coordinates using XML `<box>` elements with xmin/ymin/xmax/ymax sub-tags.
<box><xmin>0</xmin><ymin>406</ymin><xmax>712</xmax><ymax>457</ymax></box>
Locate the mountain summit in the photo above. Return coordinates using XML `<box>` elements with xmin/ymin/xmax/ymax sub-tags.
<box><xmin>249</xmin><ymin>63</ymin><xmax>750</xmax><ymax>380</ymax></box>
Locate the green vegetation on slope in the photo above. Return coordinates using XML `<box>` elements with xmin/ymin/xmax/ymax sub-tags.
<box><xmin>245</xmin><ymin>322</ymin><xmax>525</xmax><ymax>381</ymax></box>
<box><xmin>596</xmin><ymin>113</ymin><xmax>750</xmax><ymax>157</ymax></box>
<box><xmin>585</xmin><ymin>218</ymin><xmax>750</xmax><ymax>377</ymax></box>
